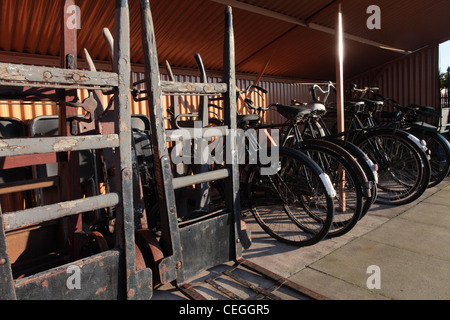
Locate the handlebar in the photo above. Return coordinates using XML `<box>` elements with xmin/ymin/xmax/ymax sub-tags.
<box><xmin>237</xmin><ymin>84</ymin><xmax>269</xmax><ymax>112</ymax></box>
<box><xmin>350</xmin><ymin>84</ymin><xmax>379</xmax><ymax>99</ymax></box>
<box><xmin>311</xmin><ymin>82</ymin><xmax>335</xmax><ymax>103</ymax></box>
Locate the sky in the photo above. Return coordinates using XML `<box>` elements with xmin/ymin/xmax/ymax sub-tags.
<box><xmin>440</xmin><ymin>40</ymin><xmax>450</xmax><ymax>73</ymax></box>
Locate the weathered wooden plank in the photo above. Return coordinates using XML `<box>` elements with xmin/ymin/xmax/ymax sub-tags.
<box><xmin>172</xmin><ymin>169</ymin><xmax>230</xmax><ymax>190</ymax></box>
<box><xmin>113</xmin><ymin>0</ymin><xmax>142</xmax><ymax>301</ymax></box>
<box><xmin>161</xmin><ymin>80</ymin><xmax>227</xmax><ymax>94</ymax></box>
<box><xmin>0</xmin><ymin>63</ymin><xmax>118</xmax><ymax>87</ymax></box>
<box><xmin>2</xmin><ymin>193</ymin><xmax>120</xmax><ymax>231</ymax></box>
<box><xmin>0</xmin><ymin>134</ymin><xmax>119</xmax><ymax>157</ymax></box>
<box><xmin>0</xmin><ymin>205</ymin><xmax>16</xmax><ymax>300</ymax></box>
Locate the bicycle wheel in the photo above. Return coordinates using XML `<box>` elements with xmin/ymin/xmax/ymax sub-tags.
<box><xmin>408</xmin><ymin>129</ymin><xmax>450</xmax><ymax>188</ymax></box>
<box><xmin>355</xmin><ymin>129</ymin><xmax>430</xmax><ymax>205</ymax></box>
<box><xmin>304</xmin><ymin>119</ymin><xmax>378</xmax><ymax>218</ymax></box>
<box><xmin>299</xmin><ymin>144</ymin><xmax>364</xmax><ymax>238</ymax></box>
<box><xmin>247</xmin><ymin>147</ymin><xmax>335</xmax><ymax>247</ymax></box>
<box><xmin>323</xmin><ymin>138</ymin><xmax>378</xmax><ymax>218</ymax></box>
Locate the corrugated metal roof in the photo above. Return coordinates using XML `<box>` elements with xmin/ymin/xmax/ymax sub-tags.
<box><xmin>0</xmin><ymin>0</ymin><xmax>449</xmax><ymax>81</ymax></box>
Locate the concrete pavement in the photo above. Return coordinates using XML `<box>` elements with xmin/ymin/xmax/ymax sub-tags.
<box><xmin>152</xmin><ymin>177</ymin><xmax>450</xmax><ymax>300</ymax></box>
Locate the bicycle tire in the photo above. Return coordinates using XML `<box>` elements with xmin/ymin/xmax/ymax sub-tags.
<box><xmin>406</xmin><ymin>129</ymin><xmax>450</xmax><ymax>188</ymax></box>
<box><xmin>303</xmin><ymin>119</ymin><xmax>378</xmax><ymax>217</ymax></box>
<box><xmin>299</xmin><ymin>144</ymin><xmax>364</xmax><ymax>237</ymax></box>
<box><xmin>355</xmin><ymin>128</ymin><xmax>430</xmax><ymax>205</ymax></box>
<box><xmin>322</xmin><ymin>137</ymin><xmax>378</xmax><ymax>218</ymax></box>
<box><xmin>247</xmin><ymin>147</ymin><xmax>335</xmax><ymax>247</ymax></box>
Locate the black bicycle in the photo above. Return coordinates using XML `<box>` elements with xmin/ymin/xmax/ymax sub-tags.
<box><xmin>208</xmin><ymin>84</ymin><xmax>337</xmax><ymax>247</ymax></box>
<box><xmin>361</xmin><ymin>90</ymin><xmax>450</xmax><ymax>188</ymax></box>
<box><xmin>266</xmin><ymin>100</ymin><xmax>372</xmax><ymax>238</ymax></box>
<box><xmin>320</xmin><ymin>84</ymin><xmax>431</xmax><ymax>205</ymax></box>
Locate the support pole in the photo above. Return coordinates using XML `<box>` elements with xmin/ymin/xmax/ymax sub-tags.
<box><xmin>336</xmin><ymin>2</ymin><xmax>346</xmax><ymax>211</ymax></box>
<box><xmin>60</xmin><ymin>0</ymin><xmax>82</xmax><ymax>260</ymax></box>
<box><xmin>335</xmin><ymin>2</ymin><xmax>345</xmax><ymax>134</ymax></box>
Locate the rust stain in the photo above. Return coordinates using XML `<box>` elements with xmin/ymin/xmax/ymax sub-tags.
<box><xmin>95</xmin><ymin>286</ymin><xmax>107</xmax><ymax>295</ymax></box>
<box><xmin>41</xmin><ymin>280</ymin><xmax>49</xmax><ymax>288</ymax></box>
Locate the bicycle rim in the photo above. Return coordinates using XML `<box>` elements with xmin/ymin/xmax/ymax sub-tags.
<box><xmin>357</xmin><ymin>132</ymin><xmax>429</xmax><ymax>205</ymax></box>
<box><xmin>300</xmin><ymin>146</ymin><xmax>363</xmax><ymax>238</ymax></box>
<box><xmin>422</xmin><ymin>132</ymin><xmax>450</xmax><ymax>187</ymax></box>
<box><xmin>247</xmin><ymin>147</ymin><xmax>334</xmax><ymax>247</ymax></box>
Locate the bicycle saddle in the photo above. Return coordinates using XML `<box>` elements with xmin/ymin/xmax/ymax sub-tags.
<box><xmin>238</xmin><ymin>114</ymin><xmax>260</xmax><ymax>129</ymax></box>
<box><xmin>306</xmin><ymin>102</ymin><xmax>327</xmax><ymax>115</ymax></box>
<box><xmin>345</xmin><ymin>101</ymin><xmax>365</xmax><ymax>112</ymax></box>
<box><xmin>275</xmin><ymin>104</ymin><xmax>311</xmax><ymax>121</ymax></box>
<box><xmin>409</xmin><ymin>104</ymin><xmax>437</xmax><ymax>117</ymax></box>
<box><xmin>358</xmin><ymin>98</ymin><xmax>384</xmax><ymax>111</ymax></box>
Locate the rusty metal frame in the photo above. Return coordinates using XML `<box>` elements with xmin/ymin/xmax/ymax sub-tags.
<box><xmin>138</xmin><ymin>0</ymin><xmax>249</xmax><ymax>287</ymax></box>
<box><xmin>0</xmin><ymin>0</ymin><xmax>152</xmax><ymax>300</ymax></box>
<box><xmin>177</xmin><ymin>258</ymin><xmax>330</xmax><ymax>300</ymax></box>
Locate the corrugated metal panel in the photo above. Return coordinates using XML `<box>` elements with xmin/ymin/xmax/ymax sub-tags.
<box><xmin>347</xmin><ymin>43</ymin><xmax>440</xmax><ymax>109</ymax></box>
<box><xmin>1</xmin><ymin>0</ymin><xmax>448</xmax><ymax>81</ymax></box>
<box><xmin>0</xmin><ymin>72</ymin><xmax>314</xmax><ymax>127</ymax></box>
<box><xmin>312</xmin><ymin>0</ymin><xmax>450</xmax><ymax>52</ymax></box>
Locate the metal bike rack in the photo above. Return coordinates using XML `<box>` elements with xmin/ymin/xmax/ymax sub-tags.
<box><xmin>134</xmin><ymin>0</ymin><xmax>329</xmax><ymax>300</ymax></box>
<box><xmin>0</xmin><ymin>0</ymin><xmax>152</xmax><ymax>300</ymax></box>
<box><xmin>1</xmin><ymin>0</ymin><xmax>330</xmax><ymax>300</ymax></box>
<box><xmin>137</xmin><ymin>0</ymin><xmax>246</xmax><ymax>287</ymax></box>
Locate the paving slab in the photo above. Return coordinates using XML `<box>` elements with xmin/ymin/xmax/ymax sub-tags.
<box><xmin>363</xmin><ymin>216</ymin><xmax>450</xmax><ymax>261</ymax></box>
<box><xmin>287</xmin><ymin>267</ymin><xmax>389</xmax><ymax>300</ymax></box>
<box><xmin>399</xmin><ymin>202</ymin><xmax>450</xmax><ymax>228</ymax></box>
<box><xmin>308</xmin><ymin>237</ymin><xmax>450</xmax><ymax>300</ymax></box>
<box><xmin>152</xmin><ymin>178</ymin><xmax>450</xmax><ymax>300</ymax></box>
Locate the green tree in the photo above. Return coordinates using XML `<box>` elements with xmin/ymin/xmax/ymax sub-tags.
<box><xmin>440</xmin><ymin>67</ymin><xmax>450</xmax><ymax>89</ymax></box>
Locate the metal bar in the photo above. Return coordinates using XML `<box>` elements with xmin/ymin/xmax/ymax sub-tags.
<box><xmin>222</xmin><ymin>270</ymin><xmax>281</xmax><ymax>300</ymax></box>
<box><xmin>222</xmin><ymin>5</ymin><xmax>248</xmax><ymax>255</ymax></box>
<box><xmin>166</xmin><ymin>126</ymin><xmax>228</xmax><ymax>142</ymax></box>
<box><xmin>194</xmin><ymin>53</ymin><xmax>210</xmax><ymax>213</ymax></box>
<box><xmin>238</xmin><ymin>259</ymin><xmax>330</xmax><ymax>300</ymax></box>
<box><xmin>205</xmin><ymin>277</ymin><xmax>242</xmax><ymax>300</ymax></box>
<box><xmin>0</xmin><ymin>134</ymin><xmax>119</xmax><ymax>157</ymax></box>
<box><xmin>172</xmin><ymin>169</ymin><xmax>230</xmax><ymax>190</ymax></box>
<box><xmin>161</xmin><ymin>81</ymin><xmax>227</xmax><ymax>94</ymax></box>
<box><xmin>59</xmin><ymin>0</ymin><xmax>82</xmax><ymax>261</ymax></box>
<box><xmin>0</xmin><ymin>63</ymin><xmax>118</xmax><ymax>88</ymax></box>
<box><xmin>140</xmin><ymin>0</ymin><xmax>184</xmax><ymax>285</ymax></box>
<box><xmin>0</xmin><ymin>177</ymin><xmax>58</xmax><ymax>195</ymax></box>
<box><xmin>2</xmin><ymin>193</ymin><xmax>120</xmax><ymax>232</ymax></box>
<box><xmin>209</xmin><ymin>0</ymin><xmax>411</xmax><ymax>54</ymax></box>
<box><xmin>177</xmin><ymin>283</ymin><xmax>208</xmax><ymax>300</ymax></box>
<box><xmin>111</xmin><ymin>0</ymin><xmax>141</xmax><ymax>300</ymax></box>
<box><xmin>335</xmin><ymin>2</ymin><xmax>345</xmax><ymax>135</ymax></box>
<box><xmin>0</xmin><ymin>205</ymin><xmax>16</xmax><ymax>300</ymax></box>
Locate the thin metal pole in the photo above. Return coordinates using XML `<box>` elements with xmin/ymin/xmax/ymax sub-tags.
<box><xmin>335</xmin><ymin>2</ymin><xmax>345</xmax><ymax>134</ymax></box>
<box><xmin>336</xmin><ymin>2</ymin><xmax>346</xmax><ymax>210</ymax></box>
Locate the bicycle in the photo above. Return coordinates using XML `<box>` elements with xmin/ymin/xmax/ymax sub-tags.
<box><xmin>321</xmin><ymin>84</ymin><xmax>431</xmax><ymax>205</ymax></box>
<box><xmin>365</xmin><ymin>93</ymin><xmax>450</xmax><ymax>188</ymax></box>
<box><xmin>266</xmin><ymin>98</ymin><xmax>372</xmax><ymax>238</ymax></box>
<box><xmin>209</xmin><ymin>84</ymin><xmax>337</xmax><ymax>247</ymax></box>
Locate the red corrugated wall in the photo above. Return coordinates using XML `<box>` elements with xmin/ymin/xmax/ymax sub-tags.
<box><xmin>0</xmin><ymin>73</ymin><xmax>315</xmax><ymax>128</ymax></box>
<box><xmin>346</xmin><ymin>43</ymin><xmax>440</xmax><ymax>109</ymax></box>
